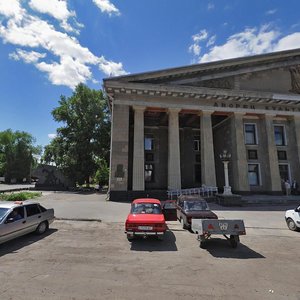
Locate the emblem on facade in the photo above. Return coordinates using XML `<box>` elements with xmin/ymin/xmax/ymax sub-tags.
<box><xmin>290</xmin><ymin>66</ymin><xmax>300</xmax><ymax>94</ymax></box>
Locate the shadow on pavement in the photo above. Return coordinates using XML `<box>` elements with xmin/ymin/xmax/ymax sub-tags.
<box><xmin>200</xmin><ymin>238</ymin><xmax>265</xmax><ymax>259</ymax></box>
<box><xmin>130</xmin><ymin>230</ymin><xmax>177</xmax><ymax>252</ymax></box>
<box><xmin>0</xmin><ymin>229</ymin><xmax>57</xmax><ymax>257</ymax></box>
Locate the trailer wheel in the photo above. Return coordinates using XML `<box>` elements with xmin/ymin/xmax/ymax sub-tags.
<box><xmin>230</xmin><ymin>235</ymin><xmax>239</xmax><ymax>248</ymax></box>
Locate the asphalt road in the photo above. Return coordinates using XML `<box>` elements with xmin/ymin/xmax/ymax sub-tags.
<box><xmin>0</xmin><ymin>192</ymin><xmax>299</xmax><ymax>300</ymax></box>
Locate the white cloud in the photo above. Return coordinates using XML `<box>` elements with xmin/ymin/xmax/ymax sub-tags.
<box><xmin>28</xmin><ymin>0</ymin><xmax>80</xmax><ymax>33</ymax></box>
<box><xmin>9</xmin><ymin>48</ymin><xmax>46</xmax><ymax>63</ymax></box>
<box><xmin>207</xmin><ymin>3</ymin><xmax>215</xmax><ymax>10</ymax></box>
<box><xmin>266</xmin><ymin>9</ymin><xmax>277</xmax><ymax>15</ymax></box>
<box><xmin>206</xmin><ymin>35</ymin><xmax>216</xmax><ymax>47</ymax></box>
<box><xmin>48</xmin><ymin>133</ymin><xmax>57</xmax><ymax>139</ymax></box>
<box><xmin>192</xmin><ymin>30</ymin><xmax>208</xmax><ymax>42</ymax></box>
<box><xmin>189</xmin><ymin>44</ymin><xmax>201</xmax><ymax>56</ymax></box>
<box><xmin>99</xmin><ymin>57</ymin><xmax>127</xmax><ymax>76</ymax></box>
<box><xmin>0</xmin><ymin>0</ymin><xmax>24</xmax><ymax>21</ymax></box>
<box><xmin>92</xmin><ymin>0</ymin><xmax>120</xmax><ymax>16</ymax></box>
<box><xmin>0</xmin><ymin>0</ymin><xmax>127</xmax><ymax>89</ymax></box>
<box><xmin>274</xmin><ymin>33</ymin><xmax>300</xmax><ymax>51</ymax></box>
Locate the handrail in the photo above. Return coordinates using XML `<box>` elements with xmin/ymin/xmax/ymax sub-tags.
<box><xmin>167</xmin><ymin>186</ymin><xmax>218</xmax><ymax>199</ymax></box>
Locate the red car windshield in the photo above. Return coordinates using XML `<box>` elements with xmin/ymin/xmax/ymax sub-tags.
<box><xmin>131</xmin><ymin>203</ymin><xmax>162</xmax><ymax>214</ymax></box>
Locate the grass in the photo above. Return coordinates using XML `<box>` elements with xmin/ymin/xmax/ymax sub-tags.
<box><xmin>0</xmin><ymin>191</ymin><xmax>42</xmax><ymax>201</ymax></box>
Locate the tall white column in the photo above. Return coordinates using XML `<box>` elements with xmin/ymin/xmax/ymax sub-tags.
<box><xmin>263</xmin><ymin>114</ymin><xmax>282</xmax><ymax>191</ymax></box>
<box><xmin>132</xmin><ymin>106</ymin><xmax>145</xmax><ymax>191</ymax></box>
<box><xmin>168</xmin><ymin>108</ymin><xmax>181</xmax><ymax>190</ymax></box>
<box><xmin>231</xmin><ymin>112</ymin><xmax>249</xmax><ymax>191</ymax></box>
<box><xmin>200</xmin><ymin>110</ymin><xmax>216</xmax><ymax>186</ymax></box>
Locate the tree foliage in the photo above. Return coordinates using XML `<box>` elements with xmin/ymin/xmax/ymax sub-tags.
<box><xmin>0</xmin><ymin>129</ymin><xmax>41</xmax><ymax>182</ymax></box>
<box><xmin>42</xmin><ymin>84</ymin><xmax>111</xmax><ymax>185</ymax></box>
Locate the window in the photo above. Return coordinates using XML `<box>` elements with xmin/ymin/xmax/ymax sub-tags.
<box><xmin>244</xmin><ymin>124</ymin><xmax>257</xmax><ymax>145</ymax></box>
<box><xmin>25</xmin><ymin>204</ymin><xmax>40</xmax><ymax>217</ymax></box>
<box><xmin>145</xmin><ymin>153</ymin><xmax>154</xmax><ymax>162</ymax></box>
<box><xmin>145</xmin><ymin>164</ymin><xmax>154</xmax><ymax>182</ymax></box>
<box><xmin>279</xmin><ymin>164</ymin><xmax>290</xmax><ymax>182</ymax></box>
<box><xmin>277</xmin><ymin>150</ymin><xmax>287</xmax><ymax>161</ymax></box>
<box><xmin>194</xmin><ymin>164</ymin><xmax>201</xmax><ymax>183</ymax></box>
<box><xmin>194</xmin><ymin>136</ymin><xmax>200</xmax><ymax>151</ymax></box>
<box><xmin>144</xmin><ymin>136</ymin><xmax>154</xmax><ymax>150</ymax></box>
<box><xmin>274</xmin><ymin>125</ymin><xmax>286</xmax><ymax>146</ymax></box>
<box><xmin>195</xmin><ymin>154</ymin><xmax>201</xmax><ymax>163</ymax></box>
<box><xmin>248</xmin><ymin>150</ymin><xmax>258</xmax><ymax>160</ymax></box>
<box><xmin>248</xmin><ymin>164</ymin><xmax>260</xmax><ymax>186</ymax></box>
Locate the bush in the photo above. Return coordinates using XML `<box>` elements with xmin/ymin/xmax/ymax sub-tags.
<box><xmin>0</xmin><ymin>191</ymin><xmax>42</xmax><ymax>201</ymax></box>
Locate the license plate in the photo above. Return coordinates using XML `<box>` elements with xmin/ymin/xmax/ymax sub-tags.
<box><xmin>138</xmin><ymin>226</ymin><xmax>153</xmax><ymax>231</ymax></box>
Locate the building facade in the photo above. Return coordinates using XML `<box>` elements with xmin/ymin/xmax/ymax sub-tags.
<box><xmin>104</xmin><ymin>49</ymin><xmax>300</xmax><ymax>201</ymax></box>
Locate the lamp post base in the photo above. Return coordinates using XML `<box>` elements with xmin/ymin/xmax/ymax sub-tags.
<box><xmin>223</xmin><ymin>186</ymin><xmax>232</xmax><ymax>195</ymax></box>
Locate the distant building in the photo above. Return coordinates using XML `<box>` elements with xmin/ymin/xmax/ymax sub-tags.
<box><xmin>104</xmin><ymin>49</ymin><xmax>300</xmax><ymax>201</ymax></box>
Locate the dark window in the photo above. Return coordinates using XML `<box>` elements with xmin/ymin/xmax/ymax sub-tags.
<box><xmin>279</xmin><ymin>164</ymin><xmax>290</xmax><ymax>182</ymax></box>
<box><xmin>144</xmin><ymin>136</ymin><xmax>154</xmax><ymax>150</ymax></box>
<box><xmin>195</xmin><ymin>154</ymin><xmax>201</xmax><ymax>163</ymax></box>
<box><xmin>194</xmin><ymin>164</ymin><xmax>201</xmax><ymax>183</ymax></box>
<box><xmin>38</xmin><ymin>205</ymin><xmax>47</xmax><ymax>212</ymax></box>
<box><xmin>248</xmin><ymin>164</ymin><xmax>260</xmax><ymax>186</ymax></box>
<box><xmin>145</xmin><ymin>153</ymin><xmax>154</xmax><ymax>162</ymax></box>
<box><xmin>194</xmin><ymin>136</ymin><xmax>200</xmax><ymax>151</ymax></box>
<box><xmin>245</xmin><ymin>124</ymin><xmax>257</xmax><ymax>145</ymax></box>
<box><xmin>274</xmin><ymin>125</ymin><xmax>286</xmax><ymax>146</ymax></box>
<box><xmin>145</xmin><ymin>164</ymin><xmax>154</xmax><ymax>182</ymax></box>
<box><xmin>277</xmin><ymin>150</ymin><xmax>287</xmax><ymax>160</ymax></box>
<box><xmin>248</xmin><ymin>150</ymin><xmax>258</xmax><ymax>160</ymax></box>
<box><xmin>25</xmin><ymin>204</ymin><xmax>41</xmax><ymax>217</ymax></box>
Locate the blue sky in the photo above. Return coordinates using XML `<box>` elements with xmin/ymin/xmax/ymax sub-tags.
<box><xmin>1</xmin><ymin>0</ymin><xmax>300</xmax><ymax>149</ymax></box>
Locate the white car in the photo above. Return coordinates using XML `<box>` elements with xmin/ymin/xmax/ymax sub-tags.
<box><xmin>285</xmin><ymin>205</ymin><xmax>300</xmax><ymax>231</ymax></box>
<box><xmin>0</xmin><ymin>200</ymin><xmax>55</xmax><ymax>244</ymax></box>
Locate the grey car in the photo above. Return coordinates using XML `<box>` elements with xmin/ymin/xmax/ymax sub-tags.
<box><xmin>0</xmin><ymin>200</ymin><xmax>55</xmax><ymax>245</ymax></box>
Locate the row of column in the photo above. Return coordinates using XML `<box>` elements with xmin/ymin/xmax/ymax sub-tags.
<box><xmin>132</xmin><ymin>106</ymin><xmax>216</xmax><ymax>191</ymax></box>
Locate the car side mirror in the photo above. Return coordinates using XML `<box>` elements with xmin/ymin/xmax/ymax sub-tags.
<box><xmin>6</xmin><ymin>218</ymin><xmax>14</xmax><ymax>223</ymax></box>
<box><xmin>295</xmin><ymin>207</ymin><xmax>300</xmax><ymax>212</ymax></box>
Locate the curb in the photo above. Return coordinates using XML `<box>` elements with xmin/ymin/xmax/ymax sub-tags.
<box><xmin>55</xmin><ymin>217</ymin><xmax>102</xmax><ymax>222</ymax></box>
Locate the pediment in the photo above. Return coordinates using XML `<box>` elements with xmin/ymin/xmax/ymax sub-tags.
<box><xmin>104</xmin><ymin>48</ymin><xmax>300</xmax><ymax>96</ymax></box>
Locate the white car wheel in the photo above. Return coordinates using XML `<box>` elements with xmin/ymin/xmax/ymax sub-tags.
<box><xmin>286</xmin><ymin>218</ymin><xmax>297</xmax><ymax>231</ymax></box>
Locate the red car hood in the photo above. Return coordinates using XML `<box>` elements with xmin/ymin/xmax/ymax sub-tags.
<box><xmin>126</xmin><ymin>213</ymin><xmax>165</xmax><ymax>224</ymax></box>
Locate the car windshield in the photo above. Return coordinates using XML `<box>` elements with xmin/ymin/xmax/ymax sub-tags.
<box><xmin>184</xmin><ymin>201</ymin><xmax>209</xmax><ymax>211</ymax></box>
<box><xmin>0</xmin><ymin>208</ymin><xmax>9</xmax><ymax>222</ymax></box>
<box><xmin>131</xmin><ymin>203</ymin><xmax>162</xmax><ymax>214</ymax></box>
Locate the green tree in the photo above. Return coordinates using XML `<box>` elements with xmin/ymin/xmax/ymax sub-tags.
<box><xmin>0</xmin><ymin>129</ymin><xmax>42</xmax><ymax>182</ymax></box>
<box><xmin>43</xmin><ymin>84</ymin><xmax>111</xmax><ymax>185</ymax></box>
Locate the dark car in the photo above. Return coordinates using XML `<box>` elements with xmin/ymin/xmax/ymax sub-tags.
<box><xmin>176</xmin><ymin>195</ymin><xmax>218</xmax><ymax>229</ymax></box>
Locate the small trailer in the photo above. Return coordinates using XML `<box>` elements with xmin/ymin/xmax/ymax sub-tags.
<box><xmin>191</xmin><ymin>219</ymin><xmax>246</xmax><ymax>248</ymax></box>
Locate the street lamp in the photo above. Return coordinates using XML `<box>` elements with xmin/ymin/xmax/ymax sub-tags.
<box><xmin>219</xmin><ymin>150</ymin><xmax>232</xmax><ymax>195</ymax></box>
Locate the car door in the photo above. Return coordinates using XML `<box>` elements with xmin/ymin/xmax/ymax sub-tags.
<box><xmin>24</xmin><ymin>204</ymin><xmax>42</xmax><ymax>233</ymax></box>
<box><xmin>0</xmin><ymin>207</ymin><xmax>26</xmax><ymax>243</ymax></box>
<box><xmin>162</xmin><ymin>200</ymin><xmax>177</xmax><ymax>221</ymax></box>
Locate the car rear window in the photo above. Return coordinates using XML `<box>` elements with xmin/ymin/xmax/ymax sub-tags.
<box><xmin>184</xmin><ymin>201</ymin><xmax>209</xmax><ymax>211</ymax></box>
<box><xmin>25</xmin><ymin>204</ymin><xmax>41</xmax><ymax>217</ymax></box>
<box><xmin>131</xmin><ymin>203</ymin><xmax>162</xmax><ymax>214</ymax></box>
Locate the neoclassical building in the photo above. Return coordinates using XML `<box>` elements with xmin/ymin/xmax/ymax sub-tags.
<box><xmin>104</xmin><ymin>48</ymin><xmax>300</xmax><ymax>201</ymax></box>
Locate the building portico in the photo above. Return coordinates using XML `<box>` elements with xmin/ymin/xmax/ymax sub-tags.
<box><xmin>104</xmin><ymin>49</ymin><xmax>300</xmax><ymax>201</ymax></box>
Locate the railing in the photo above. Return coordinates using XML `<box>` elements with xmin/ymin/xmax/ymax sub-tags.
<box><xmin>167</xmin><ymin>186</ymin><xmax>218</xmax><ymax>199</ymax></box>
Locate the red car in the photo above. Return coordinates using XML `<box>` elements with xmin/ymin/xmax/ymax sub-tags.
<box><xmin>125</xmin><ymin>198</ymin><xmax>176</xmax><ymax>241</ymax></box>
